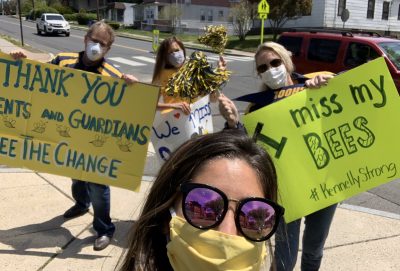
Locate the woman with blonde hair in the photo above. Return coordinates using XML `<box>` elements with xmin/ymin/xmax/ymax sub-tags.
<box><xmin>235</xmin><ymin>42</ymin><xmax>336</xmax><ymax>271</ymax></box>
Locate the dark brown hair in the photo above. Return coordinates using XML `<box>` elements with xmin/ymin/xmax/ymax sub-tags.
<box><xmin>118</xmin><ymin>129</ymin><xmax>278</xmax><ymax>271</ymax></box>
<box><xmin>152</xmin><ymin>37</ymin><xmax>186</xmax><ymax>84</ymax></box>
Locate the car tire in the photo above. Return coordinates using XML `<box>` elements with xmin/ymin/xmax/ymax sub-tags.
<box><xmin>66</xmin><ymin>32</ymin><xmax>70</xmax><ymax>37</ymax></box>
<box><xmin>44</xmin><ymin>26</ymin><xmax>48</xmax><ymax>35</ymax></box>
<box><xmin>36</xmin><ymin>26</ymin><xmax>41</xmax><ymax>35</ymax></box>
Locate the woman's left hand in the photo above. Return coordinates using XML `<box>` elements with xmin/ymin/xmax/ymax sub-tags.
<box><xmin>217</xmin><ymin>55</ymin><xmax>227</xmax><ymax>71</ymax></box>
<box><xmin>218</xmin><ymin>94</ymin><xmax>239</xmax><ymax>128</ymax></box>
<box><xmin>122</xmin><ymin>73</ymin><xmax>139</xmax><ymax>84</ymax></box>
<box><xmin>305</xmin><ymin>74</ymin><xmax>334</xmax><ymax>89</ymax></box>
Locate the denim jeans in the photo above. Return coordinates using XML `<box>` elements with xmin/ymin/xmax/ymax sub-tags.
<box><xmin>274</xmin><ymin>204</ymin><xmax>337</xmax><ymax>271</ymax></box>
<box><xmin>71</xmin><ymin>179</ymin><xmax>115</xmax><ymax>237</ymax></box>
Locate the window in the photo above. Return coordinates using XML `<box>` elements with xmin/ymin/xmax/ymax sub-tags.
<box><xmin>338</xmin><ymin>0</ymin><xmax>346</xmax><ymax>16</ymax></box>
<box><xmin>378</xmin><ymin>41</ymin><xmax>400</xmax><ymax>70</ymax></box>
<box><xmin>277</xmin><ymin>36</ymin><xmax>303</xmax><ymax>57</ymax></box>
<box><xmin>218</xmin><ymin>10</ymin><xmax>224</xmax><ymax>18</ymax></box>
<box><xmin>344</xmin><ymin>43</ymin><xmax>379</xmax><ymax>68</ymax></box>
<box><xmin>208</xmin><ymin>10</ymin><xmax>213</xmax><ymax>22</ymax></box>
<box><xmin>307</xmin><ymin>39</ymin><xmax>341</xmax><ymax>63</ymax></box>
<box><xmin>398</xmin><ymin>4</ymin><xmax>400</xmax><ymax>20</ymax></box>
<box><xmin>367</xmin><ymin>0</ymin><xmax>375</xmax><ymax>19</ymax></box>
<box><xmin>200</xmin><ymin>10</ymin><xmax>205</xmax><ymax>21</ymax></box>
<box><xmin>382</xmin><ymin>2</ymin><xmax>390</xmax><ymax>20</ymax></box>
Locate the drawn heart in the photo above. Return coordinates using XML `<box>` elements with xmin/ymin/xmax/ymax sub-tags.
<box><xmin>174</xmin><ymin>112</ymin><xmax>181</xmax><ymax>119</ymax></box>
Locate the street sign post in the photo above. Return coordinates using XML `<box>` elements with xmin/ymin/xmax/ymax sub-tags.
<box><xmin>258</xmin><ymin>0</ymin><xmax>269</xmax><ymax>44</ymax></box>
<box><xmin>152</xmin><ymin>29</ymin><xmax>160</xmax><ymax>53</ymax></box>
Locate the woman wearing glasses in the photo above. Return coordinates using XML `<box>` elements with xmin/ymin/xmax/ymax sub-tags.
<box><xmin>118</xmin><ymin>129</ymin><xmax>284</xmax><ymax>271</ymax></box>
<box><xmin>234</xmin><ymin>42</ymin><xmax>336</xmax><ymax>271</ymax></box>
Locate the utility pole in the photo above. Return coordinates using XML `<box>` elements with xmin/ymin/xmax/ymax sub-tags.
<box><xmin>17</xmin><ymin>0</ymin><xmax>24</xmax><ymax>46</ymax></box>
<box><xmin>1</xmin><ymin>0</ymin><xmax>4</xmax><ymax>16</ymax></box>
<box><xmin>96</xmin><ymin>0</ymin><xmax>100</xmax><ymax>21</ymax></box>
<box><xmin>32</xmin><ymin>0</ymin><xmax>35</xmax><ymax>20</ymax></box>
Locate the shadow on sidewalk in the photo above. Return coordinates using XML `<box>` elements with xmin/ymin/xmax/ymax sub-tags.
<box><xmin>0</xmin><ymin>215</ymin><xmax>134</xmax><ymax>259</ymax></box>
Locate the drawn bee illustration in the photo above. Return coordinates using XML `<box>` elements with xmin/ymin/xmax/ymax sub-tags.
<box><xmin>56</xmin><ymin>125</ymin><xmax>71</xmax><ymax>137</ymax></box>
<box><xmin>203</xmin><ymin>120</ymin><xmax>209</xmax><ymax>134</ymax></box>
<box><xmin>117</xmin><ymin>138</ymin><xmax>132</xmax><ymax>152</ymax></box>
<box><xmin>32</xmin><ymin>120</ymin><xmax>48</xmax><ymax>134</ymax></box>
<box><xmin>3</xmin><ymin>116</ymin><xmax>16</xmax><ymax>128</ymax></box>
<box><xmin>90</xmin><ymin>135</ymin><xmax>108</xmax><ymax>147</ymax></box>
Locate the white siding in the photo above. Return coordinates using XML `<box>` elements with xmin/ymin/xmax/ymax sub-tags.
<box><xmin>280</xmin><ymin>0</ymin><xmax>400</xmax><ymax>34</ymax></box>
<box><xmin>273</xmin><ymin>1</ymin><xmax>327</xmax><ymax>28</ymax></box>
<box><xmin>123</xmin><ymin>3</ymin><xmax>134</xmax><ymax>25</ymax></box>
<box><xmin>180</xmin><ymin>5</ymin><xmax>233</xmax><ymax>34</ymax></box>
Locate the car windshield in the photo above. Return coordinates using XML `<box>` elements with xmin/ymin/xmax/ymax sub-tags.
<box><xmin>47</xmin><ymin>15</ymin><xmax>64</xmax><ymax>21</ymax></box>
<box><xmin>378</xmin><ymin>42</ymin><xmax>400</xmax><ymax>70</ymax></box>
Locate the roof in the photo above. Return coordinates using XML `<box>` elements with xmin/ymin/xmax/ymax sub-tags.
<box><xmin>108</xmin><ymin>2</ymin><xmax>126</xmax><ymax>9</ymax></box>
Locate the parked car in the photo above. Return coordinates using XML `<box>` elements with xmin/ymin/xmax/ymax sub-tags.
<box><xmin>277</xmin><ymin>30</ymin><xmax>400</xmax><ymax>93</ymax></box>
<box><xmin>36</xmin><ymin>13</ymin><xmax>70</xmax><ymax>37</ymax></box>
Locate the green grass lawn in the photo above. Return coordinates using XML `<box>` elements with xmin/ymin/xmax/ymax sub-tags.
<box><xmin>226</xmin><ymin>35</ymin><xmax>274</xmax><ymax>52</ymax></box>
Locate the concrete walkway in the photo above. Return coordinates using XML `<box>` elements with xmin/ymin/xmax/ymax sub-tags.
<box><xmin>0</xmin><ymin>36</ymin><xmax>399</xmax><ymax>271</ymax></box>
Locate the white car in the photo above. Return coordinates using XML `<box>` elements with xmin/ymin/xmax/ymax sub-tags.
<box><xmin>36</xmin><ymin>13</ymin><xmax>70</xmax><ymax>37</ymax></box>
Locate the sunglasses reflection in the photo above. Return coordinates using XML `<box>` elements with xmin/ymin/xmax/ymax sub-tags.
<box><xmin>184</xmin><ymin>187</ymin><xmax>276</xmax><ymax>240</ymax></box>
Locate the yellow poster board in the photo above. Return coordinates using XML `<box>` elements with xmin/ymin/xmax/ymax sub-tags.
<box><xmin>243</xmin><ymin>58</ymin><xmax>400</xmax><ymax>222</ymax></box>
<box><xmin>0</xmin><ymin>52</ymin><xmax>159</xmax><ymax>191</ymax></box>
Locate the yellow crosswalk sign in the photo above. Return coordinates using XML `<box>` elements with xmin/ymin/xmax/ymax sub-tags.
<box><xmin>258</xmin><ymin>0</ymin><xmax>269</xmax><ymax>15</ymax></box>
<box><xmin>259</xmin><ymin>13</ymin><xmax>267</xmax><ymax>19</ymax></box>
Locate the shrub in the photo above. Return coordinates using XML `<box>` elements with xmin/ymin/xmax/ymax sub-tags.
<box><xmin>31</xmin><ymin>7</ymin><xmax>59</xmax><ymax>20</ymax></box>
<box><xmin>106</xmin><ymin>21</ymin><xmax>120</xmax><ymax>30</ymax></box>
<box><xmin>76</xmin><ymin>13</ymin><xmax>97</xmax><ymax>25</ymax></box>
<box><xmin>63</xmin><ymin>13</ymin><xmax>77</xmax><ymax>22</ymax></box>
<box><xmin>51</xmin><ymin>4</ymin><xmax>75</xmax><ymax>15</ymax></box>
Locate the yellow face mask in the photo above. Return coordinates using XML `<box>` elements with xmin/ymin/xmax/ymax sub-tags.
<box><xmin>166</xmin><ymin>215</ymin><xmax>267</xmax><ymax>271</ymax></box>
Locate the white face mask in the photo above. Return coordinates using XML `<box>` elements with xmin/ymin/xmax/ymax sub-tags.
<box><xmin>260</xmin><ymin>64</ymin><xmax>288</xmax><ymax>89</ymax></box>
<box><xmin>167</xmin><ymin>215</ymin><xmax>266</xmax><ymax>271</ymax></box>
<box><xmin>86</xmin><ymin>41</ymin><xmax>104</xmax><ymax>62</ymax></box>
<box><xmin>168</xmin><ymin>50</ymin><xmax>185</xmax><ymax>68</ymax></box>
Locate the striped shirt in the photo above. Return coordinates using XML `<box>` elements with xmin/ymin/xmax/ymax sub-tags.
<box><xmin>49</xmin><ymin>51</ymin><xmax>122</xmax><ymax>78</ymax></box>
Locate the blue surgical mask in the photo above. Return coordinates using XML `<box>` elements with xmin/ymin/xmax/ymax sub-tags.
<box><xmin>168</xmin><ymin>50</ymin><xmax>185</xmax><ymax>67</ymax></box>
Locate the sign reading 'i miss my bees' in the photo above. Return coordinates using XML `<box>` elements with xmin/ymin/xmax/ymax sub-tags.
<box><xmin>244</xmin><ymin>58</ymin><xmax>400</xmax><ymax>222</ymax></box>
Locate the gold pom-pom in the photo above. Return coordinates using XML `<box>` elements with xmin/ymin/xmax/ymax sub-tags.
<box><xmin>198</xmin><ymin>25</ymin><xmax>228</xmax><ymax>54</ymax></box>
<box><xmin>165</xmin><ymin>51</ymin><xmax>231</xmax><ymax>100</ymax></box>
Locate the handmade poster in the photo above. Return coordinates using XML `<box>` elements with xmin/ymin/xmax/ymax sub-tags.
<box><xmin>0</xmin><ymin>52</ymin><xmax>159</xmax><ymax>191</ymax></box>
<box><xmin>151</xmin><ymin>95</ymin><xmax>213</xmax><ymax>164</ymax></box>
<box><xmin>243</xmin><ymin>57</ymin><xmax>400</xmax><ymax>222</ymax></box>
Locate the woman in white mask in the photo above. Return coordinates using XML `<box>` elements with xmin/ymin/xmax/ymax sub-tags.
<box><xmin>233</xmin><ymin>42</ymin><xmax>337</xmax><ymax>271</ymax></box>
<box><xmin>152</xmin><ymin>37</ymin><xmax>226</xmax><ymax>115</ymax></box>
<box><xmin>118</xmin><ymin>130</ymin><xmax>284</xmax><ymax>271</ymax></box>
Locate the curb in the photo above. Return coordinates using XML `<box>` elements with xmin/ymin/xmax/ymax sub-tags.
<box><xmin>68</xmin><ymin>24</ymin><xmax>254</xmax><ymax>57</ymax></box>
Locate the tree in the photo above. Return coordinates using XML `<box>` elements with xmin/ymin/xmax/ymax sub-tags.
<box><xmin>230</xmin><ymin>0</ymin><xmax>257</xmax><ymax>41</ymax></box>
<box><xmin>248</xmin><ymin>207</ymin><xmax>270</xmax><ymax>231</ymax></box>
<box><xmin>159</xmin><ymin>5</ymin><xmax>182</xmax><ymax>34</ymax></box>
<box><xmin>267</xmin><ymin>0</ymin><xmax>312</xmax><ymax>40</ymax></box>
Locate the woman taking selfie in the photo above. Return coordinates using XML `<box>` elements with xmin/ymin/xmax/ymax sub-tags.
<box><xmin>118</xmin><ymin>130</ymin><xmax>284</xmax><ymax>271</ymax></box>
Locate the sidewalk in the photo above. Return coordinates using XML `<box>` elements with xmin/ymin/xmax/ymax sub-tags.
<box><xmin>0</xmin><ymin>168</ymin><xmax>399</xmax><ymax>271</ymax></box>
<box><xmin>0</xmin><ymin>37</ymin><xmax>399</xmax><ymax>270</ymax></box>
